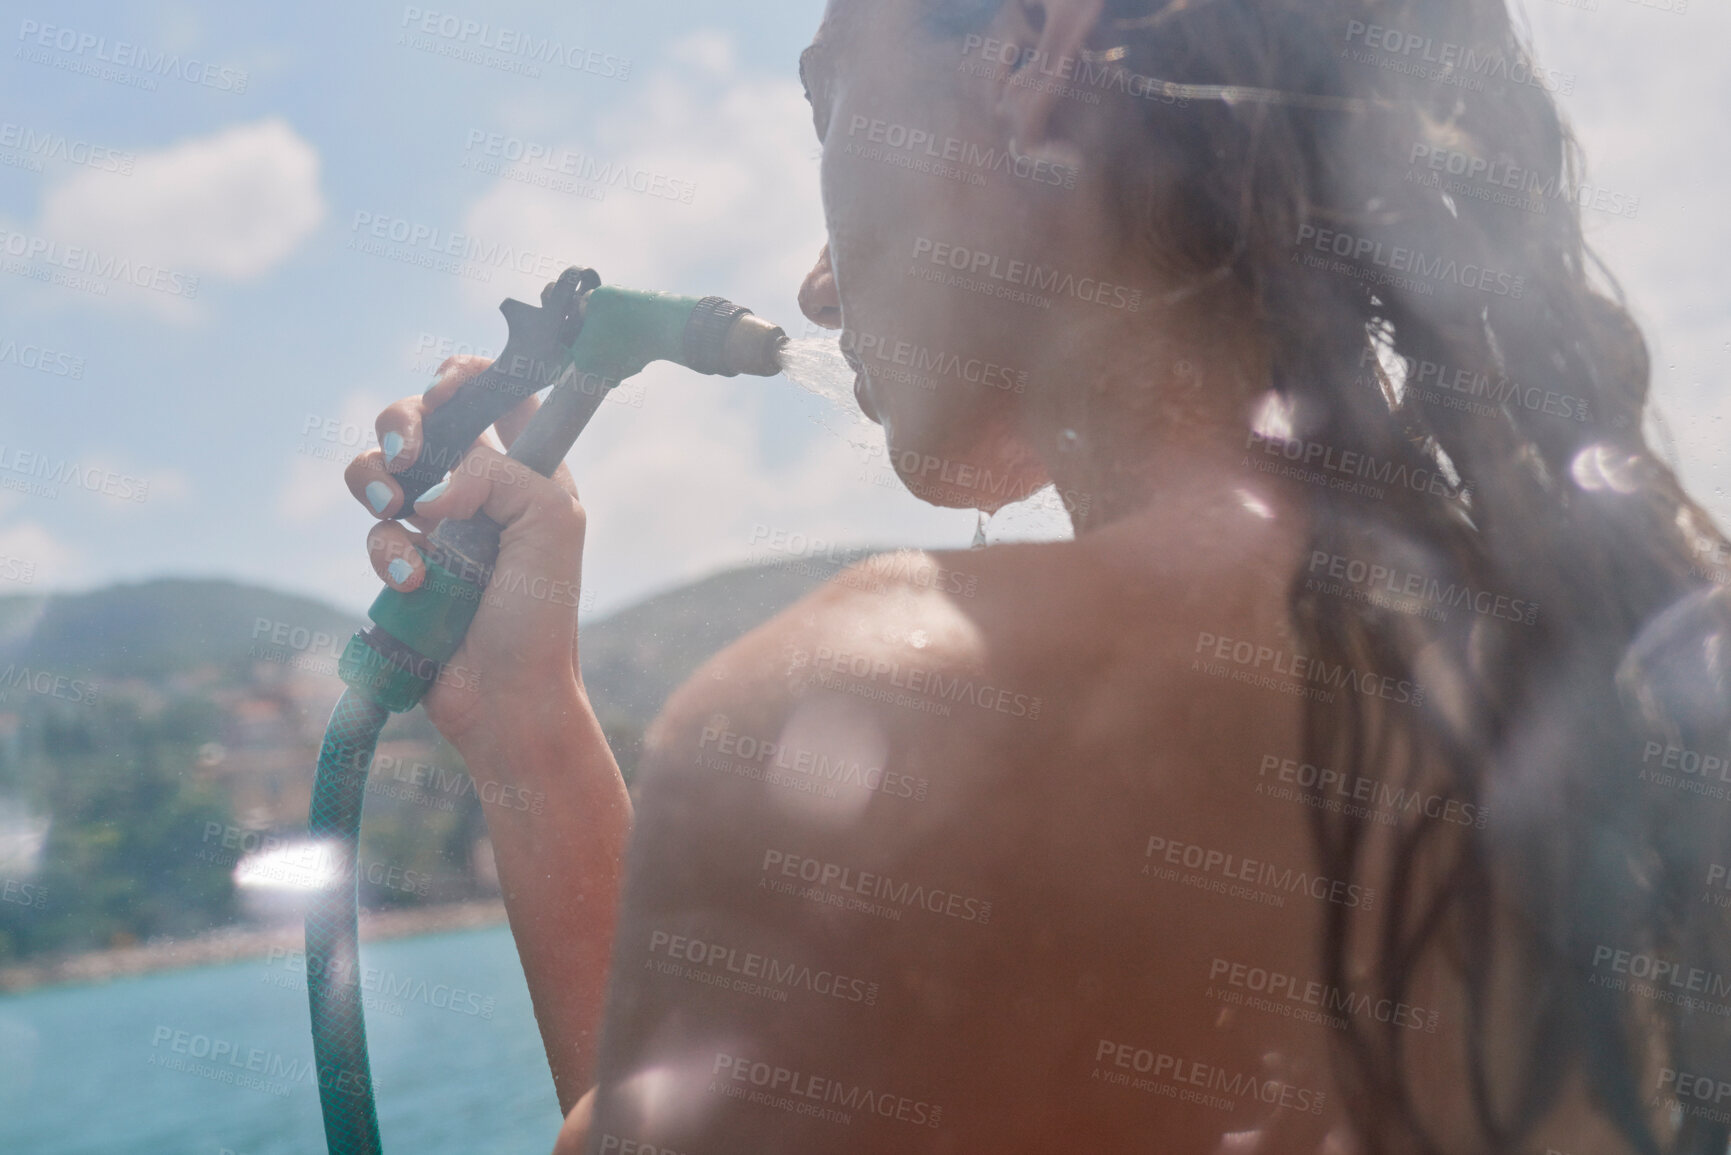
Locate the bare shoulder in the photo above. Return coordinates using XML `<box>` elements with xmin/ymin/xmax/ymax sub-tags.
<box><xmin>640</xmin><ymin>499</ymin><xmax>1309</xmax><ymax>822</ymax></box>
<box><xmin>642</xmin><ymin>539</ymin><xmax>1110</xmax><ymax>778</ymax></box>
<box><xmin>592</xmin><ymin>510</ymin><xmax>1343</xmax><ymax>1150</ymax></box>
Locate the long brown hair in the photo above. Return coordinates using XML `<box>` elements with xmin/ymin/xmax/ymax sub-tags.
<box><xmin>921</xmin><ymin>0</ymin><xmax>1731</xmax><ymax>1150</ymax></box>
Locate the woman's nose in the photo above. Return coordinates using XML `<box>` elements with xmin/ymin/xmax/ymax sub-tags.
<box><xmin>798</xmin><ymin>244</ymin><xmax>842</xmax><ymax>330</ymax></box>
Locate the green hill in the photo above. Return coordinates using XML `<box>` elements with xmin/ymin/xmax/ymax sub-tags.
<box><xmin>0</xmin><ymin>554</ymin><xmax>869</xmax><ymax>730</ymax></box>
<box><xmin>579</xmin><ymin>558</ymin><xmax>852</xmax><ymax>726</ymax></box>
<box><xmin>0</xmin><ymin>578</ymin><xmax>362</xmax><ymax>679</ymax></box>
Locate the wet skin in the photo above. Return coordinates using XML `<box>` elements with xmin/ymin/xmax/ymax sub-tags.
<box><xmin>346</xmin><ymin>1</ymin><xmax>1633</xmax><ymax>1150</ymax></box>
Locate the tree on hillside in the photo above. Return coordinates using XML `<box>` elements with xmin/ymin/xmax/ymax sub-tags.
<box><xmin>0</xmin><ymin>694</ymin><xmax>236</xmax><ymax>961</ymax></box>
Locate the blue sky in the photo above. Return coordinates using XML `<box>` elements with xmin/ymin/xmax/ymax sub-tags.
<box><xmin>0</xmin><ymin>0</ymin><xmax>1726</xmax><ymax>618</ymax></box>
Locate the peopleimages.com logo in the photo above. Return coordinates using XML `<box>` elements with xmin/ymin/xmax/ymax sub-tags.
<box><xmin>0</xmin><ymin>664</ymin><xmax>98</xmax><ymax>706</ymax></box>
<box><xmin>0</xmin><ymin>121</ymin><xmax>135</xmax><ymax>174</ymax></box>
<box><xmin>16</xmin><ymin>19</ymin><xmax>249</xmax><ymax>92</ymax></box>
<box><xmin>0</xmin><ymin>228</ymin><xmax>199</xmax><ymax>299</ymax></box>
<box><xmin>1294</xmin><ymin>224</ymin><xmax>1525</xmax><ymax>298</ymax></box>
<box><xmin>0</xmin><ymin>337</ymin><xmax>83</xmax><ymax>379</ymax></box>
<box><xmin>1341</xmin><ymin>19</ymin><xmax>1575</xmax><ymax>96</ymax></box>
<box><xmin>397</xmin><ymin>8</ymin><xmax>631</xmax><ymax>80</ymax></box>
<box><xmin>910</xmin><ymin>236</ymin><xmax>1143</xmax><ymax>311</ymax></box>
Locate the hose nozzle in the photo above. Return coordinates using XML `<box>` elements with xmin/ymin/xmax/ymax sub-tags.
<box><xmin>682</xmin><ymin>295</ymin><xmax>786</xmax><ymax>377</ymax></box>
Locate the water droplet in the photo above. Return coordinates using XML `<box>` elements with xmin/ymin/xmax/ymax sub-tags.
<box><xmin>1058</xmin><ymin>428</ymin><xmax>1079</xmax><ymax>452</ymax></box>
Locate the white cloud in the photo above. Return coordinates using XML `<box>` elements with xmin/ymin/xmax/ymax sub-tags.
<box><xmin>141</xmin><ymin>466</ymin><xmax>193</xmax><ymax>505</ymax></box>
<box><xmin>459</xmin><ymin>30</ymin><xmax>823</xmax><ymax>313</ymax></box>
<box><xmin>667</xmin><ymin>27</ymin><xmax>738</xmax><ymax>77</ymax></box>
<box><xmin>39</xmin><ymin>118</ymin><xmax>326</xmax><ymax>282</ymax></box>
<box><xmin>58</xmin><ymin>454</ymin><xmax>191</xmax><ymax>512</ymax></box>
<box><xmin>277</xmin><ymin>453</ymin><xmax>344</xmax><ymax>524</ymax></box>
<box><xmin>276</xmin><ymin>391</ymin><xmax>390</xmax><ymax>523</ymax></box>
<box><xmin>568</xmin><ymin>364</ymin><xmax>869</xmax><ymax>608</ymax></box>
<box><xmin>0</xmin><ymin>521</ymin><xmax>81</xmax><ymax>587</ymax></box>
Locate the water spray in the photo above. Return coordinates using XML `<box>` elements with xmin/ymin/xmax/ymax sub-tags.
<box><xmin>308</xmin><ymin>266</ymin><xmax>787</xmax><ymax>1155</ymax></box>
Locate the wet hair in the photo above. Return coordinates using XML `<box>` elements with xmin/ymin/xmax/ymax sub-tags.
<box><xmin>918</xmin><ymin>1</ymin><xmax>1731</xmax><ymax>1151</ymax></box>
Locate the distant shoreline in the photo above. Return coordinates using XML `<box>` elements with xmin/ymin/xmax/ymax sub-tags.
<box><xmin>0</xmin><ymin>899</ymin><xmax>509</xmax><ymax>995</ymax></box>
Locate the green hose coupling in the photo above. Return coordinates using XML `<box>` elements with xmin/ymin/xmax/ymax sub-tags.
<box><xmin>339</xmin><ymin>542</ymin><xmax>490</xmax><ymax>713</ymax></box>
<box><xmin>368</xmin><ymin>557</ymin><xmax>484</xmax><ymax>665</ymax></box>
<box><xmin>337</xmin><ymin>634</ymin><xmax>426</xmax><ymax>714</ymax></box>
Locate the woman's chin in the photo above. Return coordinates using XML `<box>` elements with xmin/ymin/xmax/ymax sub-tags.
<box><xmin>887</xmin><ymin>445</ymin><xmax>1048</xmax><ymax>512</ymax></box>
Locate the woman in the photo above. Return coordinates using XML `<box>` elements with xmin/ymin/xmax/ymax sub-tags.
<box><xmin>346</xmin><ymin>0</ymin><xmax>1731</xmax><ymax>1151</ymax></box>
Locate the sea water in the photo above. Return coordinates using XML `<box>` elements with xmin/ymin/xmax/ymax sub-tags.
<box><xmin>0</xmin><ymin>925</ymin><xmax>556</xmax><ymax>1155</ymax></box>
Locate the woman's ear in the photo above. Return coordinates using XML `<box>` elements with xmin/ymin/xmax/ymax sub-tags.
<box><xmin>992</xmin><ymin>0</ymin><xmax>1107</xmax><ymax>166</ymax></box>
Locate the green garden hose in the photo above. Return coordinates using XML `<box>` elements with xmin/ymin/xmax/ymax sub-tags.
<box><xmin>304</xmin><ymin>268</ymin><xmax>786</xmax><ymax>1155</ymax></box>
<box><xmin>306</xmin><ymin>689</ymin><xmax>392</xmax><ymax>1154</ymax></box>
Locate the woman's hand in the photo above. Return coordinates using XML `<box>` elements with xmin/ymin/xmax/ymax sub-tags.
<box><xmin>344</xmin><ymin>356</ymin><xmax>629</xmax><ymax>1112</ymax></box>
<box><xmin>343</xmin><ymin>354</ymin><xmax>588</xmax><ymax>748</ymax></box>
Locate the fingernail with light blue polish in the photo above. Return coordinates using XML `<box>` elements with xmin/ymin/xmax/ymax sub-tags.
<box><xmin>382</xmin><ymin>431</ymin><xmax>404</xmax><ymax>466</ymax></box>
<box><xmin>365</xmin><ymin>481</ymin><xmax>393</xmax><ymax>514</ymax></box>
<box><xmin>419</xmin><ymin>477</ymin><xmax>450</xmax><ymax>504</ymax></box>
<box><xmin>387</xmin><ymin>558</ymin><xmax>414</xmax><ymax>585</ymax></box>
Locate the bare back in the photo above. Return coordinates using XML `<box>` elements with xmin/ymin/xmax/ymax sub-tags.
<box><xmin>580</xmin><ymin>486</ymin><xmax>1406</xmax><ymax>1152</ymax></box>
